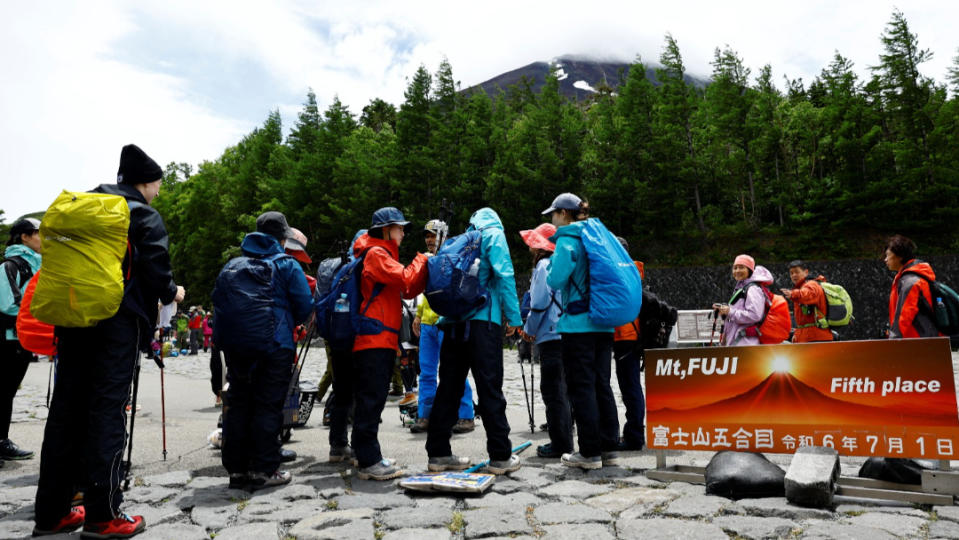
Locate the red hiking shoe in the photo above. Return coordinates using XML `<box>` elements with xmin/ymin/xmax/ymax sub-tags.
<box><xmin>81</xmin><ymin>513</ymin><xmax>145</xmax><ymax>539</ymax></box>
<box><xmin>32</xmin><ymin>505</ymin><xmax>85</xmax><ymax>536</ymax></box>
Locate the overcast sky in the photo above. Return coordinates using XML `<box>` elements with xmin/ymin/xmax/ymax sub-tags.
<box><xmin>2</xmin><ymin>0</ymin><xmax>957</xmax><ymax>222</ymax></box>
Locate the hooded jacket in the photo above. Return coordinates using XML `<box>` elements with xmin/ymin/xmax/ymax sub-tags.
<box><xmin>444</xmin><ymin>208</ymin><xmax>522</xmax><ymax>328</ymax></box>
<box><xmin>547</xmin><ymin>221</ymin><xmax>614</xmax><ymax>334</ymax></box>
<box><xmin>789</xmin><ymin>275</ymin><xmax>833</xmax><ymax>343</ymax></box>
<box><xmin>91</xmin><ymin>183</ymin><xmax>179</xmax><ymax>341</ymax></box>
<box><xmin>889</xmin><ymin>259</ymin><xmax>940</xmax><ymax>339</ymax></box>
<box><xmin>721</xmin><ymin>265</ymin><xmax>775</xmax><ymax>346</ymax></box>
<box><xmin>352</xmin><ymin>232</ymin><xmax>428</xmax><ymax>352</ymax></box>
<box><xmin>237</xmin><ymin>232</ymin><xmax>313</xmax><ymax>351</ymax></box>
<box><xmin>1</xmin><ymin>244</ymin><xmax>42</xmax><ymax>340</ymax></box>
<box><xmin>524</xmin><ymin>257</ymin><xmax>561</xmax><ymax>345</ymax></box>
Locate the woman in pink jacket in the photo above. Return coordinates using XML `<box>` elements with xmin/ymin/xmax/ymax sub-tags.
<box><xmin>716</xmin><ymin>254</ymin><xmax>776</xmax><ymax>346</ymax></box>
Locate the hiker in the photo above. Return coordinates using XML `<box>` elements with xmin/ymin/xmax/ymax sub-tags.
<box><xmin>348</xmin><ymin>207</ymin><xmax>428</xmax><ymax>480</ymax></box>
<box><xmin>396</xmin><ymin>297</ymin><xmax>419</xmax><ymax>408</ymax></box>
<box><xmin>1</xmin><ymin>218</ymin><xmax>43</xmax><ymax>464</ymax></box>
<box><xmin>213</xmin><ymin>211</ymin><xmax>312</xmax><ymax>491</ymax></box>
<box><xmin>188</xmin><ymin>306</ymin><xmax>203</xmax><ymax>355</ymax></box>
<box><xmin>519</xmin><ymin>222</ymin><xmax>573</xmax><ymax>459</ymax></box>
<box><xmin>202</xmin><ymin>311</ymin><xmax>213</xmax><ymax>352</ymax></box>
<box><xmin>544</xmin><ymin>193</ymin><xmax>620</xmax><ymax>470</ymax></box>
<box><xmin>34</xmin><ymin>144</ymin><xmax>185</xmax><ymax>538</ymax></box>
<box><xmin>175</xmin><ymin>310</ymin><xmax>188</xmax><ymax>349</ymax></box>
<box><xmin>425</xmin><ymin>207</ymin><xmax>524</xmax><ymax>475</ymax></box>
<box><xmin>780</xmin><ymin>260</ymin><xmax>833</xmax><ymax>343</ymax></box>
<box><xmin>885</xmin><ymin>235</ymin><xmax>940</xmax><ymax>339</ymax></box>
<box><xmin>411</xmin><ymin>219</ymin><xmax>475</xmax><ymax>435</ymax></box>
<box><xmin>716</xmin><ymin>254</ymin><xmax>777</xmax><ymax>346</ymax></box>
<box><xmin>612</xmin><ymin>236</ymin><xmax>646</xmax><ymax>451</ymax></box>
<box><xmin>157</xmin><ymin>301</ymin><xmax>175</xmax><ymax>342</ymax></box>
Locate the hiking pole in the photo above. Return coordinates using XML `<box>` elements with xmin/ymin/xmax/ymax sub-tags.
<box><xmin>464</xmin><ymin>441</ymin><xmax>533</xmax><ymax>473</ymax></box>
<box><xmin>518</xmin><ymin>359</ymin><xmax>534</xmax><ymax>434</ymax></box>
<box><xmin>123</xmin><ymin>354</ymin><xmax>142</xmax><ymax>491</ymax></box>
<box><xmin>529</xmin><ymin>358</ymin><xmax>535</xmax><ymax>434</ymax></box>
<box><xmin>45</xmin><ymin>358</ymin><xmax>55</xmax><ymax>408</ymax></box>
<box><xmin>159</xmin><ymin>349</ymin><xmax>167</xmax><ymax>462</ymax></box>
<box><xmin>708</xmin><ymin>306</ymin><xmax>720</xmax><ymax>346</ymax></box>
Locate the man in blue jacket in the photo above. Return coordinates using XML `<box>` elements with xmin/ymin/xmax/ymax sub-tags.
<box><xmin>425</xmin><ymin>208</ymin><xmax>524</xmax><ymax>474</ymax></box>
<box><xmin>215</xmin><ymin>211</ymin><xmax>312</xmax><ymax>491</ymax></box>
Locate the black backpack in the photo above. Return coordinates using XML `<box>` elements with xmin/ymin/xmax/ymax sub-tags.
<box><xmin>1</xmin><ymin>256</ymin><xmax>33</xmax><ymax>331</ymax></box>
<box><xmin>212</xmin><ymin>253</ymin><xmax>289</xmax><ymax>352</ymax></box>
<box><xmin>905</xmin><ymin>271</ymin><xmax>959</xmax><ymax>338</ymax></box>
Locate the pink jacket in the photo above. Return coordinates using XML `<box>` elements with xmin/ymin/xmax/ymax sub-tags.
<box><xmin>721</xmin><ymin>265</ymin><xmax>775</xmax><ymax>346</ymax></box>
<box><xmin>202</xmin><ymin>316</ymin><xmax>213</xmax><ymax>337</ymax></box>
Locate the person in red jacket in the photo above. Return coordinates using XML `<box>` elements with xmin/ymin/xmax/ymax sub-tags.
<box><xmin>351</xmin><ymin>207</ymin><xmax>428</xmax><ymax>480</ymax></box>
<box><xmin>780</xmin><ymin>260</ymin><xmax>833</xmax><ymax>343</ymax></box>
<box><xmin>885</xmin><ymin>235</ymin><xmax>940</xmax><ymax>339</ymax></box>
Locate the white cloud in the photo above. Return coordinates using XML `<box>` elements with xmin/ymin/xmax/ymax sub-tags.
<box><xmin>2</xmin><ymin>0</ymin><xmax>958</xmax><ymax>221</ymax></box>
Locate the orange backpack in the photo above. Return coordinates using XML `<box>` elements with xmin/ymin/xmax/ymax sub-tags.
<box><xmin>745</xmin><ymin>283</ymin><xmax>791</xmax><ymax>344</ymax></box>
<box><xmin>16</xmin><ymin>272</ymin><xmax>56</xmax><ymax>356</ymax></box>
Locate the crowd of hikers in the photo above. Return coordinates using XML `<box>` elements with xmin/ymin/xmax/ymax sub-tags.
<box><xmin>0</xmin><ymin>143</ymin><xmax>956</xmax><ymax>538</ymax></box>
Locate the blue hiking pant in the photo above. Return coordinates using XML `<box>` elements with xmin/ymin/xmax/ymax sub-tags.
<box><xmin>417</xmin><ymin>323</ymin><xmax>473</xmax><ymax>421</ymax></box>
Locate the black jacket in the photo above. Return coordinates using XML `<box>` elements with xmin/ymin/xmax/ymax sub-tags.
<box><xmin>92</xmin><ymin>184</ymin><xmax>178</xmax><ymax>338</ymax></box>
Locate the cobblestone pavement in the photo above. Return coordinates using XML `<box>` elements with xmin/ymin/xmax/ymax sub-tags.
<box><xmin>2</xmin><ymin>348</ymin><xmax>958</xmax><ymax>539</ymax></box>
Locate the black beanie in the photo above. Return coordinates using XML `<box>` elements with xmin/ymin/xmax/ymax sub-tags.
<box><xmin>117</xmin><ymin>144</ymin><xmax>163</xmax><ymax>184</ymax></box>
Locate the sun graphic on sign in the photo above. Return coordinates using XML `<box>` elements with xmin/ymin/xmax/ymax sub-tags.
<box><xmin>770</xmin><ymin>355</ymin><xmax>791</xmax><ymax>374</ymax></box>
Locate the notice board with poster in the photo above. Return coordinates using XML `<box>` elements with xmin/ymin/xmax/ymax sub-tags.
<box><xmin>645</xmin><ymin>338</ymin><xmax>959</xmax><ymax>459</ymax></box>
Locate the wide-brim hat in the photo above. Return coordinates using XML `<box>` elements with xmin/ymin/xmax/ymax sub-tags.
<box><xmin>520</xmin><ymin>223</ymin><xmax>557</xmax><ymax>252</ymax></box>
<box><xmin>256</xmin><ymin>211</ymin><xmax>295</xmax><ymax>243</ymax></box>
<box><xmin>370</xmin><ymin>207</ymin><xmax>411</xmax><ymax>230</ymax></box>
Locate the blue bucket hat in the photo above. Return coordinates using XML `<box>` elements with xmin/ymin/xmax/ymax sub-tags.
<box><xmin>370</xmin><ymin>207</ymin><xmax>411</xmax><ymax>230</ymax></box>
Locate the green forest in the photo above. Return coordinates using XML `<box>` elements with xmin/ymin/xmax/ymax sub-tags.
<box><xmin>9</xmin><ymin>11</ymin><xmax>955</xmax><ymax>307</ymax></box>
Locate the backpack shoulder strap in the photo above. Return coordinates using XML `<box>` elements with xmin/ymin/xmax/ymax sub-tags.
<box><xmin>2</xmin><ymin>256</ymin><xmax>33</xmax><ymax>307</ymax></box>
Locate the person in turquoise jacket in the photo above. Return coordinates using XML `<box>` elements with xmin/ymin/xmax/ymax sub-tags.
<box><xmin>0</xmin><ymin>218</ymin><xmax>43</xmax><ymax>462</ymax></box>
<box><xmin>425</xmin><ymin>207</ymin><xmax>524</xmax><ymax>475</ymax></box>
<box><xmin>545</xmin><ymin>193</ymin><xmax>620</xmax><ymax>470</ymax></box>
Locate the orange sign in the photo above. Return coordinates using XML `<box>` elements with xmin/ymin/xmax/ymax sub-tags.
<box><xmin>645</xmin><ymin>338</ymin><xmax>959</xmax><ymax>459</ymax></box>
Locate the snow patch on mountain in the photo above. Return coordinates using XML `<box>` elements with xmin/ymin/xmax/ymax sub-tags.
<box><xmin>573</xmin><ymin>80</ymin><xmax>596</xmax><ymax>93</ymax></box>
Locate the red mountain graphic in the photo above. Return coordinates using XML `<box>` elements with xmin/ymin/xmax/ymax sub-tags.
<box><xmin>650</xmin><ymin>372</ymin><xmax>957</xmax><ymax>426</ymax></box>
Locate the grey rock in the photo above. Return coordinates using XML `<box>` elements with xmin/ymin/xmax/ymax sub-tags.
<box><xmin>215</xmin><ymin>521</ymin><xmax>281</xmax><ymax>540</ymax></box>
<box><xmin>143</xmin><ymin>470</ymin><xmax>191</xmax><ymax>487</ymax></box>
<box><xmin>236</xmin><ymin>498</ymin><xmax>328</xmax><ymax>525</ymax></box>
<box><xmin>383</xmin><ymin>528</ymin><xmax>453</xmax><ymax>540</ymax></box>
<box><xmin>256</xmin><ymin>483</ymin><xmax>315</xmax><ymax>502</ymax></box>
<box><xmin>929</xmin><ymin>518</ymin><xmax>959</xmax><ymax>539</ymax></box>
<box><xmin>836</xmin><ymin>504</ymin><xmax>929</xmax><ymax>518</ymax></box>
<box><xmin>191</xmin><ymin>503</ymin><xmax>238</xmax><ymax>530</ymax></box>
<box><xmin>0</xmin><ymin>486</ymin><xmax>35</xmax><ymax>506</ymax></box>
<box><xmin>799</xmin><ymin>520</ymin><xmax>896</xmax><ymax>539</ymax></box>
<box><xmin>380</xmin><ymin>504</ymin><xmax>452</xmax><ymax>529</ymax></box>
<box><xmin>784</xmin><ymin>446</ymin><xmax>840</xmax><ymax>508</ymax></box>
<box><xmin>541</xmin><ymin>523</ymin><xmax>616</xmax><ymax>540</ymax></box>
<box><xmin>846</xmin><ymin>512</ymin><xmax>928</xmax><ymax>537</ymax></box>
<box><xmin>711</xmin><ymin>515</ymin><xmax>798</xmax><ymax>539</ymax></box>
<box><xmin>534</xmin><ymin>502</ymin><xmax>613</xmax><ymax>524</ymax></box>
<box><xmin>462</xmin><ymin>508</ymin><xmax>533</xmax><ymax>537</ymax></box>
<box><xmin>538</xmin><ymin>479</ymin><xmax>614</xmax><ymax>499</ymax></box>
<box><xmin>936</xmin><ymin>505</ymin><xmax>959</xmax><ymax>523</ymax></box>
<box><xmin>661</xmin><ymin>494</ymin><xmax>729</xmax><ymax>518</ymax></box>
<box><xmin>186</xmin><ymin>475</ymin><xmax>226</xmax><ymax>489</ymax></box>
<box><xmin>664</xmin><ymin>481</ymin><xmax>707</xmax><ymax>495</ymax></box>
<box><xmin>124</xmin><ymin>502</ymin><xmax>183</xmax><ymax>526</ymax></box>
<box><xmin>174</xmin><ymin>487</ymin><xmax>240</xmax><ymax>511</ymax></box>
<box><xmin>489</xmin><ymin>476</ymin><xmax>525</xmax><ymax>493</ymax></box>
<box><xmin>616</xmin><ymin>517</ymin><xmax>727</xmax><ymax>540</ymax></box>
<box><xmin>289</xmin><ymin>509</ymin><xmax>375</xmax><ymax>540</ymax></box>
<box><xmin>734</xmin><ymin>497</ymin><xmax>835</xmax><ymax>520</ymax></box>
<box><xmin>463</xmin><ymin>491</ymin><xmax>541</xmax><ymax>509</ymax></box>
<box><xmin>507</xmin><ymin>466</ymin><xmax>552</xmax><ymax>488</ymax></box>
<box><xmin>137</xmin><ymin>522</ymin><xmax>209</xmax><ymax>540</ymax></box>
<box><xmin>123</xmin><ymin>486</ymin><xmax>179</xmax><ymax>505</ymax></box>
<box><xmin>0</xmin><ymin>517</ymin><xmax>34</xmax><ymax>539</ymax></box>
<box><xmin>616</xmin><ymin>474</ymin><xmax>667</xmax><ymax>488</ymax></box>
<box><xmin>584</xmin><ymin>486</ymin><xmax>681</xmax><ymax>515</ymax></box>
<box><xmin>585</xmin><ymin>466</ymin><xmax>636</xmax><ymax>480</ymax></box>
<box><xmin>334</xmin><ymin>492</ymin><xmax>414</xmax><ymax>510</ymax></box>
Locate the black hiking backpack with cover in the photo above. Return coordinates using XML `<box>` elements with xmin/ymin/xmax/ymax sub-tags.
<box><xmin>1</xmin><ymin>256</ymin><xmax>33</xmax><ymax>332</ymax></box>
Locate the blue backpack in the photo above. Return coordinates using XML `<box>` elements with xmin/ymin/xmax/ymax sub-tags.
<box><xmin>314</xmin><ymin>247</ymin><xmax>396</xmax><ymax>348</ymax></box>
<box><xmin>212</xmin><ymin>252</ymin><xmax>288</xmax><ymax>352</ymax></box>
<box><xmin>424</xmin><ymin>229</ymin><xmax>488</xmax><ymax>319</ymax></box>
<box><xmin>565</xmin><ymin>218</ymin><xmax>642</xmax><ymax>327</ymax></box>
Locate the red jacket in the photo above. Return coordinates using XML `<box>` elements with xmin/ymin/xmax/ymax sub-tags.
<box><xmin>352</xmin><ymin>233</ymin><xmax>428</xmax><ymax>352</ymax></box>
<box><xmin>188</xmin><ymin>314</ymin><xmax>203</xmax><ymax>330</ymax></box>
<box><xmin>889</xmin><ymin>259</ymin><xmax>940</xmax><ymax>339</ymax></box>
<box><xmin>789</xmin><ymin>276</ymin><xmax>833</xmax><ymax>343</ymax></box>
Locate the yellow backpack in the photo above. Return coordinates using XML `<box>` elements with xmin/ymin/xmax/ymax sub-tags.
<box><xmin>31</xmin><ymin>191</ymin><xmax>131</xmax><ymax>327</ymax></box>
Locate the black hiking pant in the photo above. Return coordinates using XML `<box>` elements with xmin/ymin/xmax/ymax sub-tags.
<box><xmin>562</xmin><ymin>332</ymin><xmax>619</xmax><ymax>458</ymax></box>
<box><xmin>328</xmin><ymin>345</ymin><xmax>354</xmax><ymax>450</ymax></box>
<box><xmin>221</xmin><ymin>347</ymin><xmax>292</xmax><ymax>475</ymax></box>
<box><xmin>35</xmin><ymin>309</ymin><xmax>141</xmax><ymax>526</ymax></box>
<box><xmin>350</xmin><ymin>348</ymin><xmax>394</xmax><ymax>468</ymax></box>
<box><xmin>0</xmin><ymin>338</ymin><xmax>33</xmax><ymax>440</ymax></box>
<box><xmin>427</xmin><ymin>320</ymin><xmax>513</xmax><ymax>461</ymax></box>
<box><xmin>614</xmin><ymin>340</ymin><xmax>646</xmax><ymax>448</ymax></box>
<box><xmin>537</xmin><ymin>339</ymin><xmax>573</xmax><ymax>453</ymax></box>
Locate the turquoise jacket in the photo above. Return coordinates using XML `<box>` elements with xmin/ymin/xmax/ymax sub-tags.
<box><xmin>1</xmin><ymin>244</ymin><xmax>42</xmax><ymax>341</ymax></box>
<box><xmin>442</xmin><ymin>208</ymin><xmax>522</xmax><ymax>328</ymax></box>
<box><xmin>547</xmin><ymin>222</ymin><xmax>614</xmax><ymax>334</ymax></box>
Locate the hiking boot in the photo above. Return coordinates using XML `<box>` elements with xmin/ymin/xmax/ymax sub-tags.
<box><xmin>329</xmin><ymin>446</ymin><xmax>354</xmax><ymax>463</ymax></box>
<box><xmin>357</xmin><ymin>459</ymin><xmax>405</xmax><ymax>481</ymax></box>
<box><xmin>539</xmin><ymin>423</ymin><xmax>549</xmax><ymax>432</ymax></box>
<box><xmin>487</xmin><ymin>455</ymin><xmax>521</xmax><ymax>475</ymax></box>
<box><xmin>228</xmin><ymin>473</ymin><xmax>250</xmax><ymax>490</ymax></box>
<box><xmin>409</xmin><ymin>417</ymin><xmax>429</xmax><ymax>433</ymax></box>
<box><xmin>452</xmin><ymin>418</ymin><xmax>475</xmax><ymax>434</ymax></box>
<box><xmin>616</xmin><ymin>438</ymin><xmax>645</xmax><ymax>451</ymax></box>
<box><xmin>0</xmin><ymin>438</ymin><xmax>34</xmax><ymax>460</ymax></box>
<box><xmin>248</xmin><ymin>470</ymin><xmax>292</xmax><ymax>491</ymax></box>
<box><xmin>80</xmin><ymin>513</ymin><xmax>144</xmax><ymax>539</ymax></box>
<box><xmin>561</xmin><ymin>452</ymin><xmax>602</xmax><ymax>470</ymax></box>
<box><xmin>536</xmin><ymin>443</ymin><xmax>567</xmax><ymax>459</ymax></box>
<box><xmin>279</xmin><ymin>448</ymin><xmax>297</xmax><ymax>463</ymax></box>
<box><xmin>428</xmin><ymin>455</ymin><xmax>471</xmax><ymax>472</ymax></box>
<box><xmin>601</xmin><ymin>451</ymin><xmax>620</xmax><ymax>467</ymax></box>
<box><xmin>397</xmin><ymin>392</ymin><xmax>417</xmax><ymax>407</ymax></box>
<box><xmin>33</xmin><ymin>505</ymin><xmax>85</xmax><ymax>536</ymax></box>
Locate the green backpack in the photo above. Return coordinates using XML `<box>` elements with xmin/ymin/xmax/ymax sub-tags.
<box><xmin>816</xmin><ymin>281</ymin><xmax>853</xmax><ymax>327</ymax></box>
